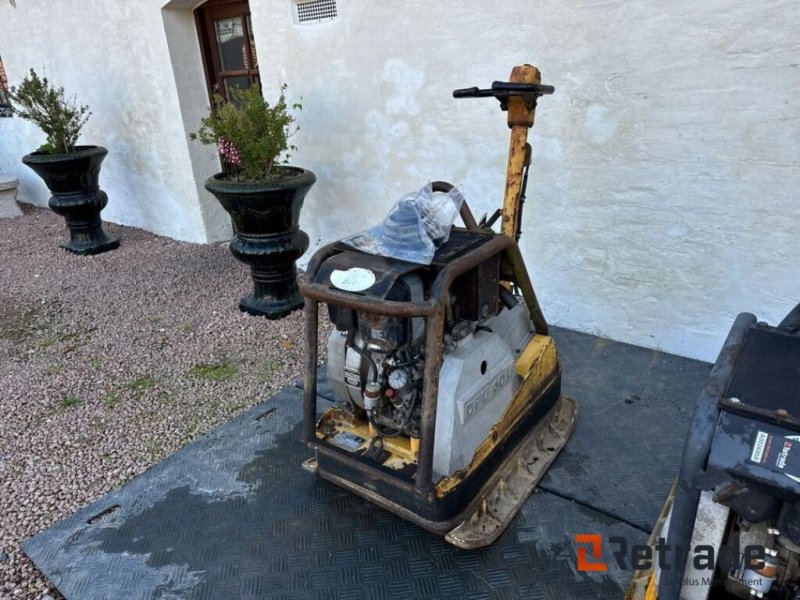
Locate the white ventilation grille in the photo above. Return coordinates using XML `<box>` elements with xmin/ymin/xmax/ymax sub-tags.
<box><xmin>294</xmin><ymin>0</ymin><xmax>338</xmax><ymax>25</ymax></box>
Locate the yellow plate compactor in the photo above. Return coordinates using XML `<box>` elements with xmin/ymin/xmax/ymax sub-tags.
<box><xmin>300</xmin><ymin>64</ymin><xmax>576</xmax><ymax>549</ymax></box>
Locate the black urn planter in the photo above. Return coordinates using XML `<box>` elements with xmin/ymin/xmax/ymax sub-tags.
<box><xmin>205</xmin><ymin>167</ymin><xmax>315</xmax><ymax>320</ymax></box>
<box><xmin>22</xmin><ymin>145</ymin><xmax>119</xmax><ymax>255</ymax></box>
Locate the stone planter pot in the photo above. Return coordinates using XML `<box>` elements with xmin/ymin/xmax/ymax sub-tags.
<box><xmin>205</xmin><ymin>167</ymin><xmax>316</xmax><ymax>319</ymax></box>
<box><xmin>22</xmin><ymin>145</ymin><xmax>119</xmax><ymax>255</ymax></box>
<box><xmin>0</xmin><ymin>174</ymin><xmax>22</xmax><ymax>218</ymax></box>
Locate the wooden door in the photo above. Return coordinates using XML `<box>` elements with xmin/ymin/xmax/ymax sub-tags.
<box><xmin>196</xmin><ymin>0</ymin><xmax>260</xmax><ymax>102</ymax></box>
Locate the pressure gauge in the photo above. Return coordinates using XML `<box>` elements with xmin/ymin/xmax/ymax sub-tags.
<box><xmin>388</xmin><ymin>368</ymin><xmax>409</xmax><ymax>391</ymax></box>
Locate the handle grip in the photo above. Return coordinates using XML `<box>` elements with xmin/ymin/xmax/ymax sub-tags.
<box><xmin>491</xmin><ymin>81</ymin><xmax>555</xmax><ymax>95</ymax></box>
<box><xmin>452</xmin><ymin>81</ymin><xmax>555</xmax><ymax>99</ymax></box>
<box><xmin>452</xmin><ymin>86</ymin><xmax>494</xmax><ymax>98</ymax></box>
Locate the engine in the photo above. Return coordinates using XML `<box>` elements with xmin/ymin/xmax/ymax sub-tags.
<box><xmin>318</xmin><ymin>232</ymin><xmax>536</xmax><ymax>478</ymax></box>
<box><xmin>716</xmin><ymin>514</ymin><xmax>800</xmax><ymax>599</ymax></box>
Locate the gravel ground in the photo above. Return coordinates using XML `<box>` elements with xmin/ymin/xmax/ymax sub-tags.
<box><xmin>0</xmin><ymin>205</ymin><xmax>326</xmax><ymax>599</ymax></box>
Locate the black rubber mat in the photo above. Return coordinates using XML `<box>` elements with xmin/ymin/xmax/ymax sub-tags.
<box><xmin>541</xmin><ymin>328</ymin><xmax>712</xmax><ymax>531</ymax></box>
<box><xmin>23</xmin><ymin>328</ymin><xmax>711</xmax><ymax>599</ymax></box>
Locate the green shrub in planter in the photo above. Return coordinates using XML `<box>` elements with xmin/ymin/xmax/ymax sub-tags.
<box><xmin>191</xmin><ymin>84</ymin><xmax>315</xmax><ymax>319</ymax></box>
<box><xmin>11</xmin><ymin>69</ymin><xmax>118</xmax><ymax>254</ymax></box>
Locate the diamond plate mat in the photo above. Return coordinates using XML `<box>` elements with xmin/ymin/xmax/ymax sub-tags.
<box><xmin>23</xmin><ymin>328</ymin><xmax>711</xmax><ymax>599</ymax></box>
<box><xmin>540</xmin><ymin>327</ymin><xmax>711</xmax><ymax>530</ymax></box>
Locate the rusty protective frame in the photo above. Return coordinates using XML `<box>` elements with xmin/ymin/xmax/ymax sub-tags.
<box><xmin>301</xmin><ymin>230</ymin><xmax>548</xmax><ymax>499</ymax></box>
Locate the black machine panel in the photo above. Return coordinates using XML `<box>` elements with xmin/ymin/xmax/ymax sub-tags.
<box><xmin>708</xmin><ymin>326</ymin><xmax>800</xmax><ymax>498</ymax></box>
<box><xmin>316</xmin><ymin>230</ymin><xmax>501</xmax><ymax>333</ymax></box>
<box><xmin>708</xmin><ymin>411</ymin><xmax>800</xmax><ymax>499</ymax></box>
<box><xmin>316</xmin><ymin>250</ymin><xmax>419</xmax><ymax>299</ymax></box>
<box><xmin>452</xmin><ymin>254</ymin><xmax>500</xmax><ymax>322</ymax></box>
<box><xmin>318</xmin><ymin>230</ymin><xmax>494</xmax><ymax>293</ymax></box>
<box><xmin>428</xmin><ymin>229</ymin><xmax>491</xmax><ymax>266</ymax></box>
<box><xmin>724</xmin><ymin>327</ymin><xmax>800</xmax><ymax>414</ymax></box>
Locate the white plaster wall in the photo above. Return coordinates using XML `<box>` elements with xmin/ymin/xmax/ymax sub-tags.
<box><xmin>0</xmin><ymin>0</ymin><xmax>797</xmax><ymax>361</ymax></box>
<box><xmin>0</xmin><ymin>0</ymin><xmax>230</xmax><ymax>243</ymax></box>
<box><xmin>251</xmin><ymin>0</ymin><xmax>800</xmax><ymax>361</ymax></box>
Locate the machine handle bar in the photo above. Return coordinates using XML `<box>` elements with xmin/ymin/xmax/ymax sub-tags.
<box><xmin>452</xmin><ymin>81</ymin><xmax>555</xmax><ymax>99</ymax></box>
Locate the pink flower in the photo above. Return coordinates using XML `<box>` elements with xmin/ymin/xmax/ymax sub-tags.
<box><xmin>217</xmin><ymin>137</ymin><xmax>241</xmax><ymax>166</ymax></box>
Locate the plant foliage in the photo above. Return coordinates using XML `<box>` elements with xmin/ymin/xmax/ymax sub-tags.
<box><xmin>9</xmin><ymin>69</ymin><xmax>91</xmax><ymax>154</ymax></box>
<box><xmin>191</xmin><ymin>83</ymin><xmax>301</xmax><ymax>182</ymax></box>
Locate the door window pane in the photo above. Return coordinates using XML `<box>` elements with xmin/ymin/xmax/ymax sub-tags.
<box><xmin>214</xmin><ymin>17</ymin><xmax>246</xmax><ymax>71</ymax></box>
<box><xmin>223</xmin><ymin>76</ymin><xmax>251</xmax><ymax>101</ymax></box>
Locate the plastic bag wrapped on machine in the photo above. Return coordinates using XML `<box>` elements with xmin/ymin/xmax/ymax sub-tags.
<box><xmin>341</xmin><ymin>183</ymin><xmax>465</xmax><ymax>265</ymax></box>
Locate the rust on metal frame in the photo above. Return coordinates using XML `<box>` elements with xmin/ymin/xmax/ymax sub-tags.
<box><xmin>301</xmin><ymin>235</ymin><xmax>547</xmax><ymax>496</ymax></box>
<box><xmin>301</xmin><ymin>229</ymin><xmax>549</xmax><ymax>497</ymax></box>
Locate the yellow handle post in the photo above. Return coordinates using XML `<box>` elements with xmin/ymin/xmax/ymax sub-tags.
<box><xmin>501</xmin><ymin>64</ymin><xmax>541</xmax><ymax>241</ymax></box>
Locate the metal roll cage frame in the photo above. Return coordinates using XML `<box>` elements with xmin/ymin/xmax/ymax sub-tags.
<box><xmin>301</xmin><ymin>229</ymin><xmax>548</xmax><ymax>498</ymax></box>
